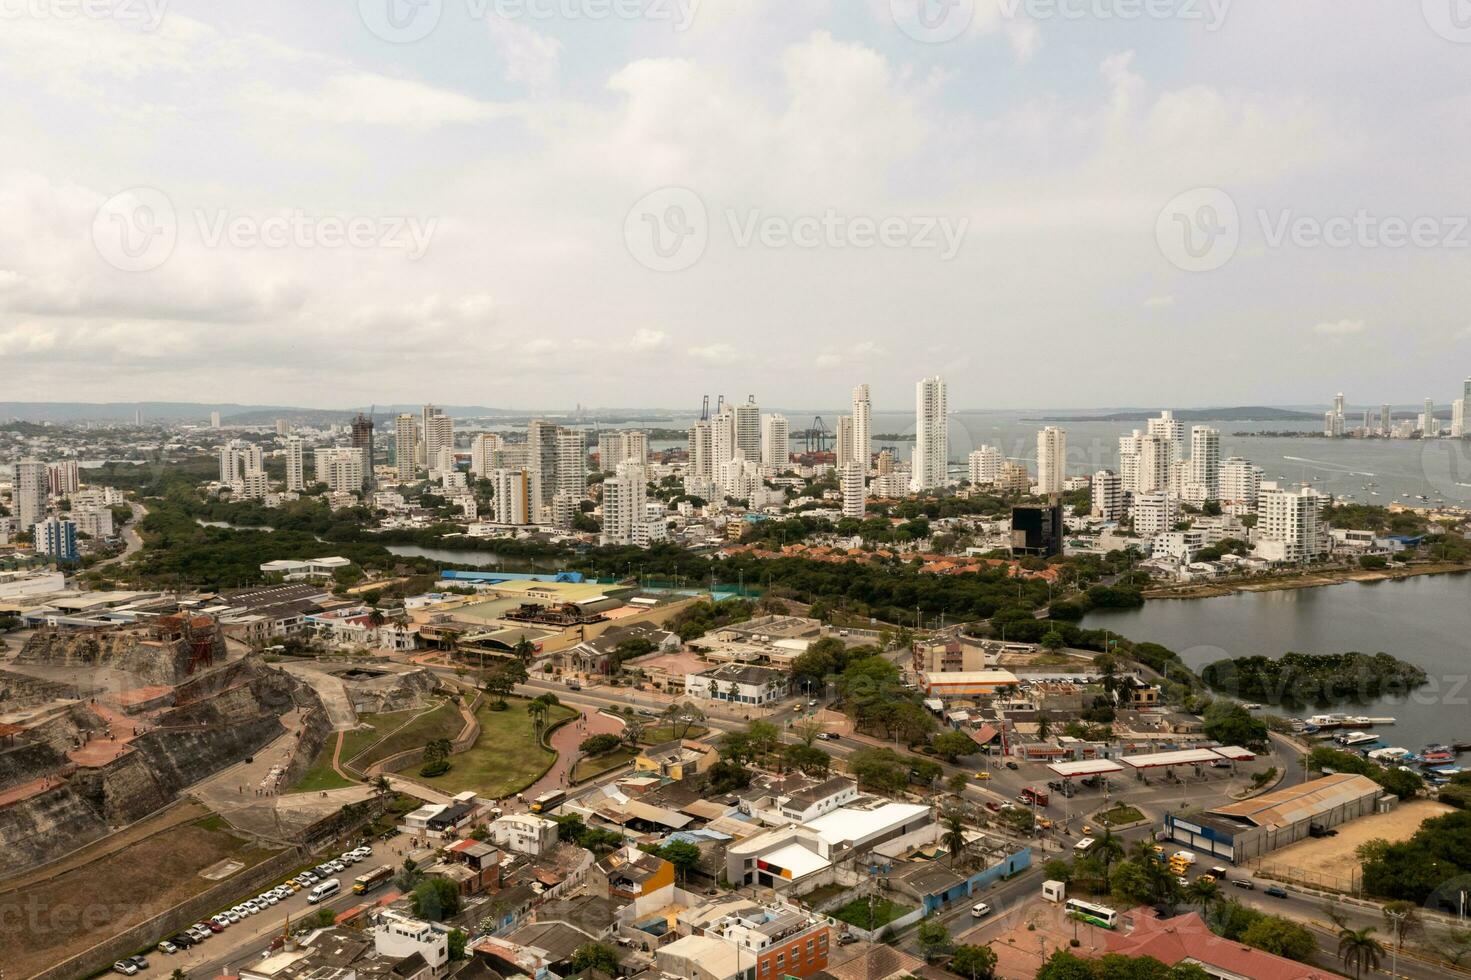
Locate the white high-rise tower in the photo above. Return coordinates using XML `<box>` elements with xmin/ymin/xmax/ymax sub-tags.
<box><xmin>1036</xmin><ymin>427</ymin><xmax>1066</xmax><ymax>495</ymax></box>
<box><xmin>851</xmin><ymin>384</ymin><xmax>871</xmax><ymax>471</ymax></box>
<box><xmin>911</xmin><ymin>376</ymin><xmax>948</xmax><ymax>492</ymax></box>
<box><xmin>761</xmin><ymin>414</ymin><xmax>790</xmax><ymax>470</ymax></box>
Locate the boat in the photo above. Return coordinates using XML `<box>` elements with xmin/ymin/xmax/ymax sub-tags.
<box><xmin>1335</xmin><ymin>731</ymin><xmax>1380</xmax><ymax>748</ymax></box>
<box><xmin>1421</xmin><ymin>744</ymin><xmax>1455</xmax><ymax>764</ymax></box>
<box><xmin>1242</xmin><ymin>703</ymin><xmax>1263</xmax><ymax>710</ymax></box>
<box><xmin>1307</xmin><ymin>714</ymin><xmax>1345</xmax><ymax>728</ymax></box>
<box><xmin>1368</xmin><ymin>747</ymin><xmax>1417</xmax><ymax>764</ymax></box>
<box><xmin>1452</xmin><ymin>741</ymin><xmax>1471</xmax><ymax>753</ymax></box>
<box><xmin>1342</xmin><ymin>716</ymin><xmax>1396</xmax><ymax>727</ymax></box>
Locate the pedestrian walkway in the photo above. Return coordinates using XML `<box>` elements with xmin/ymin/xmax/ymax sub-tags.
<box><xmin>523</xmin><ymin>704</ymin><xmax>624</xmax><ymax>800</ymax></box>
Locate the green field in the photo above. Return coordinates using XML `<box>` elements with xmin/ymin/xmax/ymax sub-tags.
<box><xmin>1095</xmin><ymin>804</ymin><xmax>1145</xmax><ymax>827</ymax></box>
<box><xmin>637</xmin><ymin>724</ymin><xmax>709</xmax><ymax>744</ymax></box>
<box><xmin>573</xmin><ymin>746</ymin><xmax>635</xmax><ymax>782</ymax></box>
<box><xmin>395</xmin><ymin>697</ymin><xmax>576</xmax><ymax>798</ymax></box>
<box><xmin>338</xmin><ymin>707</ymin><xmax>422</xmax><ymax>769</ymax></box>
<box><xmin>288</xmin><ymin>737</ymin><xmax>355</xmax><ymax>793</ymax></box>
<box><xmin>832</xmin><ymin>897</ymin><xmax>914</xmax><ymax>931</ymax></box>
<box><xmin>351</xmin><ymin>702</ymin><xmax>463</xmax><ymax>770</ymax></box>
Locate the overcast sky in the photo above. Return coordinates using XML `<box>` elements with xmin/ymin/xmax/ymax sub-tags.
<box><xmin>2</xmin><ymin>0</ymin><xmax>1469</xmax><ymax>411</ymax></box>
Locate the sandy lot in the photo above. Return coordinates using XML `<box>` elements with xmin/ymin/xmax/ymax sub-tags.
<box><xmin>1257</xmin><ymin>799</ymin><xmax>1453</xmax><ymax>883</ymax></box>
<box><xmin>0</xmin><ymin>813</ymin><xmax>283</xmax><ymax>977</ymax></box>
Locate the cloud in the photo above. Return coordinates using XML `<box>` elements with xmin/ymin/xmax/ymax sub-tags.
<box><xmin>688</xmin><ymin>342</ymin><xmax>737</xmax><ymax>362</ymax></box>
<box><xmin>1143</xmin><ymin>296</ymin><xmax>1175</xmax><ymax>309</ymax></box>
<box><xmin>630</xmin><ymin>328</ymin><xmax>670</xmax><ymax>352</ymax></box>
<box><xmin>1314</xmin><ymin>319</ymin><xmax>1368</xmax><ymax>336</ymax></box>
<box><xmin>486</xmin><ymin>20</ymin><xmax>563</xmax><ymax>90</ymax></box>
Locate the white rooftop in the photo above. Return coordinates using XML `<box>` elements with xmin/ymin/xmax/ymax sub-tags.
<box><xmin>1047</xmin><ymin>759</ymin><xmax>1126</xmax><ymax>777</ymax></box>
<box><xmin>805</xmin><ymin>802</ymin><xmax>930</xmax><ymax>847</ymax></box>
<box><xmin>1120</xmin><ymin>748</ymin><xmax>1222</xmax><ymax>769</ymax></box>
<box><xmin>758</xmin><ymin>842</ymin><xmax>830</xmax><ymax>880</ymax></box>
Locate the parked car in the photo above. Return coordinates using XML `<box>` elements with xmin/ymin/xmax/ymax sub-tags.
<box><xmin>206</xmin><ymin>920</ymin><xmax>225</xmax><ymax>933</ymax></box>
<box><xmin>1005</xmin><ymin>761</ymin><xmax>1019</xmax><ymax>770</ymax></box>
<box><xmin>168</xmin><ymin>935</ymin><xmax>195</xmax><ymax>949</ymax></box>
<box><xmin>974</xmin><ymin>771</ymin><xmax>991</xmax><ymax>780</ymax></box>
<box><xmin>838</xmin><ymin>933</ymin><xmax>858</xmax><ymax>945</ymax></box>
<box><xmin>128</xmin><ymin>954</ymin><xmax>150</xmax><ymax>970</ymax></box>
<box><xmin>1265</xmin><ymin>885</ymin><xmax>1289</xmax><ymax>898</ymax></box>
<box><xmin>157</xmin><ymin>942</ymin><xmax>178</xmax><ymax>955</ymax></box>
<box><xmin>984</xmin><ymin>801</ymin><xmax>1001</xmax><ymax>812</ymax></box>
<box><xmin>113</xmin><ymin>961</ymin><xmax>140</xmax><ymax>976</ymax></box>
<box><xmin>970</xmin><ymin>902</ymin><xmax>992</xmax><ymax>917</ymax></box>
<box><xmin>1233</xmin><ymin>879</ymin><xmax>1255</xmax><ymax>890</ymax></box>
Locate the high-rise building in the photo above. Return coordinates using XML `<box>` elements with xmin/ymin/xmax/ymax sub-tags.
<box><xmin>210</xmin><ymin>411</ymin><xmax>221</xmax><ymax>429</ymax></box>
<box><xmin>47</xmin><ymin>460</ymin><xmax>80</xmax><ymax>496</ymax></box>
<box><xmin>835</xmin><ymin>416</ymin><xmax>854</xmax><ymax>468</ymax></box>
<box><xmin>314</xmin><ymin>448</ymin><xmax>366</xmax><ymax>493</ymax></box>
<box><xmin>394</xmin><ymin>414</ymin><xmax>420</xmax><ymax>477</ymax></box>
<box><xmin>761</xmin><ymin>414</ymin><xmax>790</xmax><ymax>470</ymax></box>
<box><xmin>422</xmin><ymin>406</ymin><xmax>453</xmax><ymax>470</ymax></box>
<box><xmin>712</xmin><ymin>406</ymin><xmax>739</xmax><ymax>465</ymax></box>
<box><xmin>733</xmin><ymin>400</ymin><xmax>761</xmax><ymax>460</ymax></box>
<box><xmin>470</xmin><ymin>433</ymin><xmax>503</xmax><ymax>477</ymax></box>
<box><xmin>218</xmin><ymin>440</ymin><xmax>263</xmax><ymax>485</ymax></box>
<box><xmin>34</xmin><ymin>517</ymin><xmax>78</xmax><ymax>562</ymax></box>
<box><xmin>1255</xmin><ymin>485</ymin><xmax>1329</xmax><ymax>563</ymax></box>
<box><xmin>851</xmin><ymin>384</ymin><xmax>871</xmax><ymax>470</ymax></box>
<box><xmin>1092</xmin><ymin>470</ymin><xmax>1123</xmax><ymax>519</ymax></box>
<box><xmin>276</xmin><ymin>418</ymin><xmax>290</xmax><ymax>436</ymax></box>
<box><xmin>1131</xmin><ymin>490</ymin><xmax>1178</xmax><ymax>538</ymax></box>
<box><xmin>601</xmin><ymin>468</ymin><xmax>647</xmax><ymax>546</ymax></box>
<box><xmin>687</xmin><ymin>420</ymin><xmax>714</xmax><ymax>483</ymax></box>
<box><xmin>967</xmin><ymin>446</ymin><xmax>1002</xmax><ymax>486</ymax></box>
<box><xmin>1380</xmin><ymin>404</ymin><xmax>1392</xmax><ymax>437</ymax></box>
<box><xmin>351</xmin><ymin>413</ymin><xmax>376</xmax><ymax>489</ymax></box>
<box><xmin>1219</xmin><ymin>457</ymin><xmax>1262</xmax><ymax>511</ymax></box>
<box><xmin>598</xmin><ymin>431</ymin><xmax>648</xmax><ymax>471</ymax></box>
<box><xmin>1185</xmin><ymin>426</ymin><xmax>1221</xmax><ymax>503</ymax></box>
<box><xmin>493</xmin><ymin>468</ymin><xmax>542</xmax><ymax>525</ymax></box>
<box><xmin>1137</xmin><ymin>433</ymin><xmax>1172</xmax><ymax>495</ymax></box>
<box><xmin>1036</xmin><ymin>427</ymin><xmax>1067</xmax><ymax>495</ymax></box>
<box><xmin>1010</xmin><ymin>501</ymin><xmax>1063</xmax><ymax>557</ymax></box>
<box><xmin>284</xmin><ymin>435</ymin><xmax>305</xmax><ymax>491</ymax></box>
<box><xmin>911</xmin><ymin>376</ymin><xmax>948</xmax><ymax>492</ymax></box>
<box><xmin>840</xmin><ymin>461</ymin><xmax>866</xmax><ymax>519</ymax></box>
<box><xmin>1454</xmin><ymin>397</ymin><xmax>1468</xmax><ymax>439</ymax></box>
<box><xmin>1118</xmin><ymin>431</ymin><xmax>1142</xmax><ymax>495</ymax></box>
<box><xmin>1146</xmin><ymin>410</ymin><xmax>1183</xmax><ymax>488</ymax></box>
<box><xmin>12</xmin><ymin>460</ymin><xmax>48</xmax><ymax>531</ymax></box>
<box><xmin>1420</xmin><ymin>398</ymin><xmax>1437</xmax><ymax>435</ymax></box>
<box><xmin>555</xmin><ymin>428</ymin><xmax>587</xmax><ymax>503</ymax></box>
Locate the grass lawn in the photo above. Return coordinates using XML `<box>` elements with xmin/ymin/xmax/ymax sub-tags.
<box><xmin>573</xmin><ymin>746</ymin><xmax>635</xmax><ymax>782</ymax></box>
<box><xmin>290</xmin><ymin>737</ymin><xmax>355</xmax><ymax>793</ymax></box>
<box><xmin>832</xmin><ymin>896</ymin><xmax>913</xmax><ymax>931</ymax></box>
<box><xmin>638</xmin><ymin>724</ymin><xmax>710</xmax><ymax>744</ymax></box>
<box><xmin>797</xmin><ymin>882</ymin><xmax>849</xmax><ymax>908</ymax></box>
<box><xmin>353</xmin><ymin>702</ymin><xmax>464</xmax><ymax>770</ymax></box>
<box><xmin>339</xmin><ymin>707</ymin><xmax>422</xmax><ymax>768</ymax></box>
<box><xmin>395</xmin><ymin>697</ymin><xmax>576</xmax><ymax>798</ymax></box>
<box><xmin>1096</xmin><ymin>804</ymin><xmax>1145</xmax><ymax>826</ymax></box>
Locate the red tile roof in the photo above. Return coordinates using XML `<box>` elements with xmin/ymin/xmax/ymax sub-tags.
<box><xmin>1102</xmin><ymin>911</ymin><xmax>1337</xmax><ymax>980</ymax></box>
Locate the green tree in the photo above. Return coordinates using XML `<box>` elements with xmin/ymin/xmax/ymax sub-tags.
<box><xmin>1185</xmin><ymin>877</ymin><xmax>1222</xmax><ymax>916</ymax></box>
<box><xmin>410</xmin><ymin>877</ymin><xmax>461</xmax><ymax>921</ymax></box>
<box><xmin>948</xmin><ymin>943</ymin><xmax>999</xmax><ymax>980</ymax></box>
<box><xmin>942</xmin><ymin>810</ymin><xmax>968</xmax><ymax>867</ymax></box>
<box><xmin>1241</xmin><ymin>915</ymin><xmax>1316</xmax><ymax>962</ymax></box>
<box><xmin>569</xmin><ymin>942</ymin><xmax>620</xmax><ymax>975</ymax></box>
<box><xmin>448</xmin><ymin>928</ymin><xmax>469</xmax><ymax>960</ymax></box>
<box><xmin>917</xmin><ymin>917</ymin><xmax>953</xmax><ymax>960</ymax></box>
<box><xmin>1337</xmin><ymin>926</ymin><xmax>1385</xmax><ymax>980</ymax></box>
<box><xmin>932</xmin><ymin>729</ymin><xmax>976</xmax><ymax>762</ymax></box>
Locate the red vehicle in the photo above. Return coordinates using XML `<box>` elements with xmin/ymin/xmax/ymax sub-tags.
<box><xmin>984</xmin><ymin>801</ymin><xmax>1001</xmax><ymax>812</ymax></box>
<box><xmin>1019</xmin><ymin>787</ymin><xmax>1050</xmax><ymax>806</ymax></box>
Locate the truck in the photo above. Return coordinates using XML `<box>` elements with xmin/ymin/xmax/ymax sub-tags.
<box><xmin>1170</xmin><ymin>850</ymin><xmax>1197</xmax><ymax>868</ymax></box>
<box><xmin>1019</xmin><ymin>786</ymin><xmax>1050</xmax><ymax>806</ymax></box>
<box><xmin>530</xmin><ymin>790</ymin><xmax>566</xmax><ymax>813</ymax></box>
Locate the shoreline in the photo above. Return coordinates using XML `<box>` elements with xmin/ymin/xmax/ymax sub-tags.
<box><xmin>1142</xmin><ymin>562</ymin><xmax>1471</xmax><ymax>600</ymax></box>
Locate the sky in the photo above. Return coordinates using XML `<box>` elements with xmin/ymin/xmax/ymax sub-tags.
<box><xmin>1</xmin><ymin>0</ymin><xmax>1470</xmax><ymax>412</ymax></box>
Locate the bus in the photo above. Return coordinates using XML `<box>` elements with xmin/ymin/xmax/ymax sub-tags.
<box><xmin>1074</xmin><ymin>837</ymin><xmax>1096</xmax><ymax>854</ymax></box>
<box><xmin>530</xmin><ymin>790</ymin><xmax>566</xmax><ymax>813</ymax></box>
<box><xmin>1064</xmin><ymin>898</ymin><xmax>1119</xmax><ymax>929</ymax></box>
<box><xmin>353</xmin><ymin>865</ymin><xmax>394</xmax><ymax>895</ymax></box>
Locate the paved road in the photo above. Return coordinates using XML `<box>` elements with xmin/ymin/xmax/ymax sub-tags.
<box><xmin>95</xmin><ymin>501</ymin><xmax>146</xmax><ymax>569</ymax></box>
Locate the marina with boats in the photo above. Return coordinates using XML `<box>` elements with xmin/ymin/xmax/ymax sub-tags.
<box><xmin>1286</xmin><ymin>714</ymin><xmax>1471</xmax><ymax>785</ymax></box>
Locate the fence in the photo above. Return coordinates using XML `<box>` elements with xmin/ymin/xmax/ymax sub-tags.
<box><xmin>1251</xmin><ymin>861</ymin><xmax>1362</xmax><ymax>896</ymax></box>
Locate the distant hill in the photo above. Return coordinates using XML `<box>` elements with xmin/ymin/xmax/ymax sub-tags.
<box><xmin>1028</xmin><ymin>407</ymin><xmax>1321</xmax><ymax>423</ymax></box>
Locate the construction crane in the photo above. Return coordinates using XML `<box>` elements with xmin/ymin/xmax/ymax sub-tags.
<box><xmin>700</xmin><ymin>395</ymin><xmax>710</xmax><ymax>422</ymax></box>
<box><xmin>798</xmin><ymin>416</ymin><xmax>834</xmax><ymax>454</ymax></box>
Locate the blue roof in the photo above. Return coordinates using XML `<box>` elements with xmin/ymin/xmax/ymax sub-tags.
<box><xmin>438</xmin><ymin>570</ymin><xmax>584</xmax><ymax>583</ymax></box>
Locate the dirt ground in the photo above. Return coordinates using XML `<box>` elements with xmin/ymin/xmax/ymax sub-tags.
<box><xmin>0</xmin><ymin>814</ymin><xmax>283</xmax><ymax>977</ymax></box>
<box><xmin>1255</xmin><ymin>799</ymin><xmax>1454</xmax><ymax>884</ymax></box>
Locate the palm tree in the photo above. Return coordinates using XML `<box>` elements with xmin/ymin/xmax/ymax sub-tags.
<box><xmin>1094</xmin><ymin>829</ymin><xmax>1125</xmax><ymax>888</ymax></box>
<box><xmin>1036</xmin><ymin>711</ymin><xmax>1051</xmax><ymax>741</ymax></box>
<box><xmin>1185</xmin><ymin>877</ymin><xmax>1222</xmax><ymax>915</ymax></box>
<box><xmin>942</xmin><ymin>810</ymin><xmax>968</xmax><ymax>868</ymax></box>
<box><xmin>371</xmin><ymin>774</ymin><xmax>391</xmax><ymax>796</ymax></box>
<box><xmin>1338</xmin><ymin>926</ymin><xmax>1385</xmax><ymax>980</ymax></box>
<box><xmin>527</xmin><ymin>698</ymin><xmax>549</xmax><ymax>738</ymax></box>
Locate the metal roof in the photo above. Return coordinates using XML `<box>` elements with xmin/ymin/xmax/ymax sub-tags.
<box><xmin>1120</xmin><ymin>748</ymin><xmax>1222</xmax><ymax>769</ymax></box>
<box><xmin>1209</xmin><ymin>772</ymin><xmax>1382</xmax><ymax>829</ymax></box>
<box><xmin>1047</xmin><ymin>759</ymin><xmax>1126</xmax><ymax>777</ymax></box>
<box><xmin>1212</xmin><ymin>745</ymin><xmax>1257</xmax><ymax>761</ymax></box>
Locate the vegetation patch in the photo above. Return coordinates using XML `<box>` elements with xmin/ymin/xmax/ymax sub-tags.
<box><xmin>396</xmin><ymin>696</ymin><xmax>575</xmax><ymax>798</ymax></box>
<box><xmin>1200</xmin><ymin>652</ymin><xmax>1428</xmax><ymax>707</ymax></box>
<box><xmin>1095</xmin><ymin>805</ymin><xmax>1145</xmax><ymax>827</ymax></box>
<box><xmin>832</xmin><ymin>896</ymin><xmax>914</xmax><ymax>931</ymax></box>
<box><xmin>353</xmin><ymin>701</ymin><xmax>463</xmax><ymax>770</ymax></box>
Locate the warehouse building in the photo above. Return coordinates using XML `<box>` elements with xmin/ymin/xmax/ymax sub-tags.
<box><xmin>1163</xmin><ymin>772</ymin><xmax>1390</xmax><ymax>863</ymax></box>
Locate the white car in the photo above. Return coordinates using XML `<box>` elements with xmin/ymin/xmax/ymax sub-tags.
<box><xmin>352</xmin><ymin>846</ymin><xmax>372</xmax><ymax>859</ymax></box>
<box><xmin>329</xmin><ymin>861</ymin><xmax>346</xmax><ymax>873</ymax></box>
<box><xmin>260</xmin><ymin>893</ymin><xmax>279</xmax><ymax>906</ymax></box>
<box><xmin>273</xmin><ymin>886</ymin><xmax>291</xmax><ymax>899</ymax></box>
<box><xmin>158</xmin><ymin>942</ymin><xmax>178</xmax><ymax>955</ymax></box>
<box><xmin>114</xmin><ymin>961</ymin><xmax>140</xmax><ymax>976</ymax></box>
<box><xmin>971</xmin><ymin>902</ymin><xmax>992</xmax><ymax>918</ymax></box>
<box><xmin>340</xmin><ymin>852</ymin><xmax>359</xmax><ymax>864</ymax></box>
<box><xmin>211</xmin><ymin>914</ymin><xmax>231</xmax><ymax>929</ymax></box>
<box><xmin>225</xmin><ymin>910</ymin><xmax>242</xmax><ymax>924</ymax></box>
<box><xmin>242</xmin><ymin>901</ymin><xmax>260</xmax><ymax>915</ymax></box>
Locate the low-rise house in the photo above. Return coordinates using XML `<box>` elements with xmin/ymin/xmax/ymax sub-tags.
<box><xmin>684</xmin><ymin>663</ymin><xmax>791</xmax><ymax>706</ymax></box>
<box><xmin>489</xmin><ymin>812</ymin><xmax>559</xmax><ymax>856</ymax></box>
<box><xmin>588</xmin><ymin>844</ymin><xmax>676</xmax><ymax>915</ymax></box>
<box><xmin>634</xmin><ymin>738</ymin><xmax>720</xmax><ymax>782</ymax></box>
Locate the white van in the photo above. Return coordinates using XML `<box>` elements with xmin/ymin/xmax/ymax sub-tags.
<box><xmin>970</xmin><ymin>902</ymin><xmax>992</xmax><ymax>917</ymax></box>
<box><xmin>308</xmin><ymin>879</ymin><xmax>340</xmax><ymax>904</ymax></box>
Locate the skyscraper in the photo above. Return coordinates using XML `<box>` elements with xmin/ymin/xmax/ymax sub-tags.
<box><xmin>1036</xmin><ymin>426</ymin><xmax>1066</xmax><ymax>495</ymax></box>
<box><xmin>351</xmin><ymin>413</ymin><xmax>376</xmax><ymax>489</ymax></box>
<box><xmin>1186</xmin><ymin>426</ymin><xmax>1221</xmax><ymax>503</ymax></box>
<box><xmin>1091</xmin><ymin>470</ymin><xmax>1123</xmax><ymax>519</ymax></box>
<box><xmin>12</xmin><ymin>460</ymin><xmax>48</xmax><ymax>531</ymax></box>
<box><xmin>733</xmin><ymin>399</ymin><xmax>761</xmax><ymax>460</ymax></box>
<box><xmin>851</xmin><ymin>384</ymin><xmax>871</xmax><ymax>470</ymax></box>
<box><xmin>394</xmin><ymin>414</ymin><xmax>419</xmax><ymax>477</ymax></box>
<box><xmin>601</xmin><ymin>468</ymin><xmax>647</xmax><ymax>546</ymax></box>
<box><xmin>835</xmin><ymin>416</ymin><xmax>854</xmax><ymax>468</ymax></box>
<box><xmin>555</xmin><ymin>428</ymin><xmax>587</xmax><ymax>503</ymax></box>
<box><xmin>840</xmin><ymin>461</ymin><xmax>866</xmax><ymax>519</ymax></box>
<box><xmin>493</xmin><ymin>468</ymin><xmax>541</xmax><ymax>525</ymax></box>
<box><xmin>470</xmin><ymin>433</ymin><xmax>502</xmax><ymax>477</ymax></box>
<box><xmin>284</xmin><ymin>435</ymin><xmax>305</xmax><ymax>491</ymax></box>
<box><xmin>911</xmin><ymin>376</ymin><xmax>948</xmax><ymax>492</ymax></box>
<box><xmin>968</xmin><ymin>446</ymin><xmax>1002</xmax><ymax>485</ymax></box>
<box><xmin>687</xmin><ymin>420</ymin><xmax>714</xmax><ymax>483</ymax></box>
<box><xmin>422</xmin><ymin>406</ymin><xmax>453</xmax><ymax>470</ymax></box>
<box><xmin>761</xmin><ymin>414</ymin><xmax>790</xmax><ymax>470</ymax></box>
